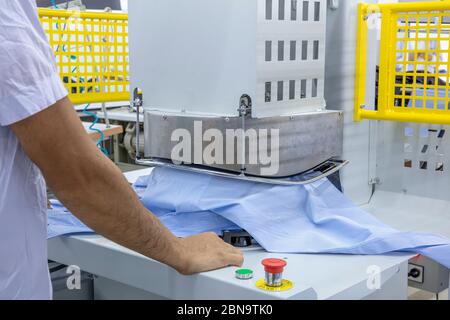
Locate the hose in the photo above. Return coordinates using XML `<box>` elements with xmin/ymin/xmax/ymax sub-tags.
<box><xmin>82</xmin><ymin>104</ymin><xmax>110</xmax><ymax>156</ymax></box>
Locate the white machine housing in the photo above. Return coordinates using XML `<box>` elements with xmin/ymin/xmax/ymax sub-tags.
<box><xmin>129</xmin><ymin>0</ymin><xmax>342</xmax><ymax>178</ymax></box>
<box><xmin>129</xmin><ymin>0</ymin><xmax>327</xmax><ymax>118</ymax></box>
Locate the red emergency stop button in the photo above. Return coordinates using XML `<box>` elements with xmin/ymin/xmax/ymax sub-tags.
<box><xmin>262</xmin><ymin>258</ymin><xmax>287</xmax><ymax>274</ymax></box>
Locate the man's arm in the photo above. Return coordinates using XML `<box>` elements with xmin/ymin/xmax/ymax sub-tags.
<box><xmin>11</xmin><ymin>97</ymin><xmax>243</xmax><ymax>275</ymax></box>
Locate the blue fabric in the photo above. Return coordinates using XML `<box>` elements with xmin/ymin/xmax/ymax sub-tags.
<box><xmin>47</xmin><ymin>167</ymin><xmax>450</xmax><ymax>268</ymax></box>
<box><xmin>133</xmin><ymin>174</ymin><xmax>242</xmax><ymax>237</ymax></box>
<box><xmin>47</xmin><ymin>200</ymin><xmax>92</xmax><ymax>239</ymax></box>
<box><xmin>139</xmin><ymin>168</ymin><xmax>450</xmax><ymax>267</ymax></box>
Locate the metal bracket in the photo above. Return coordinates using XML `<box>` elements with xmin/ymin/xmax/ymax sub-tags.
<box><xmin>222</xmin><ymin>231</ymin><xmax>253</xmax><ymax>247</ymax></box>
<box><xmin>329</xmin><ymin>0</ymin><xmax>340</xmax><ymax>10</ymax></box>
<box><xmin>133</xmin><ymin>88</ymin><xmax>143</xmax><ymax>159</ymax></box>
<box><xmin>237</xmin><ymin>94</ymin><xmax>252</xmax><ymax>174</ymax></box>
<box><xmin>238</xmin><ymin>94</ymin><xmax>252</xmax><ymax>118</ymax></box>
<box><xmin>133</xmin><ymin>91</ymin><xmax>347</xmax><ymax>185</ymax></box>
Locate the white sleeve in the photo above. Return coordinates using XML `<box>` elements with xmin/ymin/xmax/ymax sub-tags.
<box><xmin>0</xmin><ymin>17</ymin><xmax>67</xmax><ymax>126</ymax></box>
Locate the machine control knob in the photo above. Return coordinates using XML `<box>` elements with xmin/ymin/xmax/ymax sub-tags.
<box><xmin>235</xmin><ymin>269</ymin><xmax>254</xmax><ymax>280</ymax></box>
<box><xmin>409</xmin><ymin>268</ymin><xmax>421</xmax><ymax>278</ymax></box>
<box><xmin>261</xmin><ymin>258</ymin><xmax>287</xmax><ymax>287</ymax></box>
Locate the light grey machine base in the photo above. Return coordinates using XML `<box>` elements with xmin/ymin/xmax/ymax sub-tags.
<box><xmin>48</xmin><ymin>235</ymin><xmax>411</xmax><ymax>300</ymax></box>
<box><xmin>142</xmin><ymin>110</ymin><xmax>344</xmax><ymax>178</ymax></box>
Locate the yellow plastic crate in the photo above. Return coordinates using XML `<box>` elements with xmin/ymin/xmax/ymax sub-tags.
<box><xmin>39</xmin><ymin>9</ymin><xmax>129</xmax><ymax>105</ymax></box>
<box><xmin>355</xmin><ymin>1</ymin><xmax>450</xmax><ymax>125</ymax></box>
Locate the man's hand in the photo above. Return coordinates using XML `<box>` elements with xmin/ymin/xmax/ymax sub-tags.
<box><xmin>174</xmin><ymin>233</ymin><xmax>244</xmax><ymax>275</ymax></box>
<box><xmin>11</xmin><ymin>97</ymin><xmax>243</xmax><ymax>275</ymax></box>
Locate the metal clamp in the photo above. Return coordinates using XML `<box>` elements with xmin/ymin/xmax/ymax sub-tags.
<box><xmin>133</xmin><ymin>88</ymin><xmax>143</xmax><ymax>159</ymax></box>
<box><xmin>237</xmin><ymin>94</ymin><xmax>252</xmax><ymax>173</ymax></box>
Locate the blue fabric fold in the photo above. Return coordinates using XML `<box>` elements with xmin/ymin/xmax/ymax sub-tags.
<box><xmin>47</xmin><ymin>167</ymin><xmax>450</xmax><ymax>268</ymax></box>
<box><xmin>47</xmin><ymin>200</ymin><xmax>92</xmax><ymax>239</ymax></box>
<box><xmin>138</xmin><ymin>168</ymin><xmax>450</xmax><ymax>267</ymax></box>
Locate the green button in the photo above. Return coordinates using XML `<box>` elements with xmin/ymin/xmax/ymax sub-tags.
<box><xmin>235</xmin><ymin>269</ymin><xmax>254</xmax><ymax>280</ymax></box>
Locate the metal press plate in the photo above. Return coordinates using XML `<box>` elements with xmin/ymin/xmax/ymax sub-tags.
<box><xmin>143</xmin><ymin>110</ymin><xmax>344</xmax><ymax>178</ymax></box>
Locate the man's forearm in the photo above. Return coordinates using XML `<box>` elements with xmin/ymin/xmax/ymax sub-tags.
<box><xmin>11</xmin><ymin>98</ymin><xmax>186</xmax><ymax>271</ymax></box>
<box><xmin>53</xmin><ymin>150</ymin><xmax>185</xmax><ymax>269</ymax></box>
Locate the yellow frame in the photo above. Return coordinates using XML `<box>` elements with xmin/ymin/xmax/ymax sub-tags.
<box><xmin>38</xmin><ymin>8</ymin><xmax>130</xmax><ymax>105</ymax></box>
<box><xmin>355</xmin><ymin>1</ymin><xmax>450</xmax><ymax>125</ymax></box>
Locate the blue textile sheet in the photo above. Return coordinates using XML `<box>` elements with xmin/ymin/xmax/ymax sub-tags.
<box><xmin>47</xmin><ymin>167</ymin><xmax>450</xmax><ymax>268</ymax></box>
<box><xmin>47</xmin><ymin>200</ymin><xmax>92</xmax><ymax>239</ymax></box>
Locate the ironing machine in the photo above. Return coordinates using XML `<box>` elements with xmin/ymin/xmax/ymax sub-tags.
<box><xmin>130</xmin><ymin>0</ymin><xmax>347</xmax><ymax>185</ymax></box>
<box><xmin>47</xmin><ymin>0</ymin><xmax>450</xmax><ymax>300</ymax></box>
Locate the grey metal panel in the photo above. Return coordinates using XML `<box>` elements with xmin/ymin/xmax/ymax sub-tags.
<box><xmin>128</xmin><ymin>0</ymin><xmax>258</xmax><ymax>116</ymax></box>
<box><xmin>376</xmin><ymin>122</ymin><xmax>450</xmax><ymax>201</ymax></box>
<box><xmin>364</xmin><ymin>263</ymin><xmax>409</xmax><ymax>300</ymax></box>
<box><xmin>94</xmin><ymin>277</ymin><xmax>165</xmax><ymax>300</ymax></box>
<box><xmin>408</xmin><ymin>256</ymin><xmax>449</xmax><ymax>294</ymax></box>
<box><xmin>324</xmin><ymin>0</ymin><xmax>377</xmax><ymax>205</ymax></box>
<box><xmin>129</xmin><ymin>0</ymin><xmax>328</xmax><ymax>118</ymax></box>
<box><xmin>143</xmin><ymin>110</ymin><xmax>343</xmax><ymax>177</ymax></box>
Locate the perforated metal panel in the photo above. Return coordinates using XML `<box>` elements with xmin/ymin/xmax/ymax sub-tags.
<box><xmin>376</xmin><ymin>121</ymin><xmax>450</xmax><ymax>201</ymax></box>
<box><xmin>129</xmin><ymin>0</ymin><xmax>327</xmax><ymax>118</ymax></box>
<box><xmin>257</xmin><ymin>0</ymin><xmax>327</xmax><ymax>116</ymax></box>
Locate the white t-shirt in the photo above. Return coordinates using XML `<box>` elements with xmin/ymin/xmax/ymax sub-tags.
<box><xmin>0</xmin><ymin>1</ymin><xmax>67</xmax><ymax>299</ymax></box>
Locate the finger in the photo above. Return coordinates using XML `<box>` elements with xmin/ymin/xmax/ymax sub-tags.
<box><xmin>227</xmin><ymin>247</ymin><xmax>243</xmax><ymax>257</ymax></box>
<box><xmin>224</xmin><ymin>252</ymin><xmax>244</xmax><ymax>267</ymax></box>
<box><xmin>231</xmin><ymin>247</ymin><xmax>243</xmax><ymax>255</ymax></box>
<box><xmin>207</xmin><ymin>232</ymin><xmax>220</xmax><ymax>238</ymax></box>
<box><xmin>222</xmin><ymin>242</ymin><xmax>239</xmax><ymax>253</ymax></box>
<box><xmin>219</xmin><ymin>238</ymin><xmax>243</xmax><ymax>251</ymax></box>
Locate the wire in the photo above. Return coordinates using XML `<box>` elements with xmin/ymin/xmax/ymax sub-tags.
<box><xmin>82</xmin><ymin>104</ymin><xmax>110</xmax><ymax>156</ymax></box>
<box><xmin>50</xmin><ymin>1</ymin><xmax>109</xmax><ymax>156</ymax></box>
